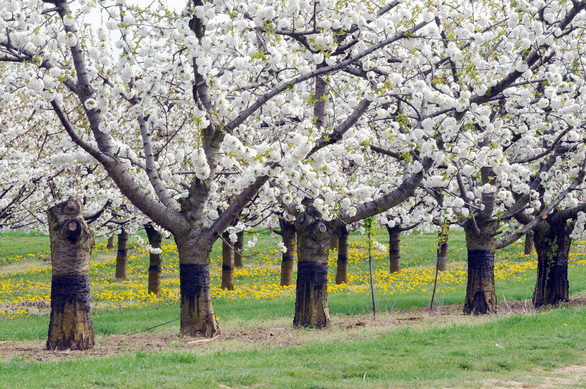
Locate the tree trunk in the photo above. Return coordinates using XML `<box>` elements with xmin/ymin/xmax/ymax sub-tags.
<box><xmin>387</xmin><ymin>226</ymin><xmax>401</xmax><ymax>273</ymax></box>
<box><xmin>463</xmin><ymin>219</ymin><xmax>498</xmax><ymax>315</ymax></box>
<box><xmin>329</xmin><ymin>232</ymin><xmax>338</xmax><ymax>251</ymax></box>
<box><xmin>234</xmin><ymin>231</ymin><xmax>244</xmax><ymax>268</ymax></box>
<box><xmin>106</xmin><ymin>235</ymin><xmax>114</xmax><ymax>250</ymax></box>
<box><xmin>294</xmin><ymin>204</ymin><xmax>330</xmax><ymax>328</ymax></box>
<box><xmin>221</xmin><ymin>232</ymin><xmax>235</xmax><ymax>290</ymax></box>
<box><xmin>436</xmin><ymin>227</ymin><xmax>449</xmax><ymax>271</ymax></box>
<box><xmin>532</xmin><ymin>219</ymin><xmax>572</xmax><ymax>308</ymax></box>
<box><xmin>47</xmin><ymin>198</ymin><xmax>95</xmax><ymax>351</ymax></box>
<box><xmin>524</xmin><ymin>230</ymin><xmax>535</xmax><ymax>255</ymax></box>
<box><xmin>335</xmin><ymin>226</ymin><xmax>349</xmax><ymax>284</ymax></box>
<box><xmin>175</xmin><ymin>232</ymin><xmax>219</xmax><ymax>337</ymax></box>
<box><xmin>145</xmin><ymin>224</ymin><xmax>162</xmax><ymax>295</ymax></box>
<box><xmin>279</xmin><ymin>219</ymin><xmax>296</xmax><ymax>286</ymax></box>
<box><xmin>115</xmin><ymin>228</ymin><xmax>129</xmax><ymax>279</ymax></box>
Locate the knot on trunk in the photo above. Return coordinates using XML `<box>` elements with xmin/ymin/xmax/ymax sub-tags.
<box><xmin>65</xmin><ymin>220</ymin><xmax>82</xmax><ymax>242</ymax></box>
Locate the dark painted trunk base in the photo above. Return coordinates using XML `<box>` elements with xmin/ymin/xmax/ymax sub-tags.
<box><xmin>180</xmin><ymin>264</ymin><xmax>219</xmax><ymax>337</ymax></box>
<box><xmin>533</xmin><ymin>255</ymin><xmax>569</xmax><ymax>308</ymax></box>
<box><xmin>294</xmin><ymin>261</ymin><xmax>330</xmax><ymax>328</ymax></box>
<box><xmin>47</xmin><ymin>275</ymin><xmax>94</xmax><ymax>350</ymax></box>
<box><xmin>145</xmin><ymin>225</ymin><xmax>162</xmax><ymax>295</ymax></box>
<box><xmin>335</xmin><ymin>228</ymin><xmax>349</xmax><ymax>284</ymax></box>
<box><xmin>463</xmin><ymin>250</ymin><xmax>496</xmax><ymax>315</ymax></box>
<box><xmin>221</xmin><ymin>235</ymin><xmax>234</xmax><ymax>290</ymax></box>
<box><xmin>115</xmin><ymin>230</ymin><xmax>129</xmax><ymax>279</ymax></box>
<box><xmin>387</xmin><ymin>227</ymin><xmax>401</xmax><ymax>273</ymax></box>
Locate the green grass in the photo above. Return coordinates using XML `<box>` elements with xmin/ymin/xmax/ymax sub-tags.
<box><xmin>0</xmin><ymin>307</ymin><xmax>583</xmax><ymax>388</ymax></box>
<box><xmin>0</xmin><ymin>231</ymin><xmax>50</xmax><ymax>259</ymax></box>
<box><xmin>1</xmin><ymin>229</ymin><xmax>585</xmax><ymax>387</ymax></box>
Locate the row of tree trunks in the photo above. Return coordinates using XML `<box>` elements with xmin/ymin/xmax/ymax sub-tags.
<box><xmin>46</xmin><ymin>199</ymin><xmax>574</xmax><ymax>349</ymax></box>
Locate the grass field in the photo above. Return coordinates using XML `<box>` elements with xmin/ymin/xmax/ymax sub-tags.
<box><xmin>1</xmin><ymin>228</ymin><xmax>585</xmax><ymax>388</ymax></box>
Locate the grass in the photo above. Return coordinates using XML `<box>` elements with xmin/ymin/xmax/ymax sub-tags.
<box><xmin>0</xmin><ymin>307</ymin><xmax>584</xmax><ymax>388</ymax></box>
<box><xmin>0</xmin><ymin>228</ymin><xmax>585</xmax><ymax>387</ymax></box>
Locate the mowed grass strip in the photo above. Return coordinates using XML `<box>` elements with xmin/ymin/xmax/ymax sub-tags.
<box><xmin>0</xmin><ymin>307</ymin><xmax>584</xmax><ymax>388</ymax></box>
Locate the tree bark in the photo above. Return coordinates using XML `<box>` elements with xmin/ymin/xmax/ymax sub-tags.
<box><xmin>294</xmin><ymin>204</ymin><xmax>330</xmax><ymax>328</ymax></box>
<box><xmin>221</xmin><ymin>232</ymin><xmax>235</xmax><ymax>290</ymax></box>
<box><xmin>463</xmin><ymin>218</ymin><xmax>498</xmax><ymax>315</ymax></box>
<box><xmin>436</xmin><ymin>227</ymin><xmax>449</xmax><ymax>271</ymax></box>
<box><xmin>279</xmin><ymin>219</ymin><xmax>296</xmax><ymax>286</ymax></box>
<box><xmin>115</xmin><ymin>228</ymin><xmax>129</xmax><ymax>279</ymax></box>
<box><xmin>532</xmin><ymin>219</ymin><xmax>572</xmax><ymax>307</ymax></box>
<box><xmin>329</xmin><ymin>232</ymin><xmax>338</xmax><ymax>251</ymax></box>
<box><xmin>175</xmin><ymin>231</ymin><xmax>219</xmax><ymax>337</ymax></box>
<box><xmin>47</xmin><ymin>198</ymin><xmax>95</xmax><ymax>350</ymax></box>
<box><xmin>234</xmin><ymin>231</ymin><xmax>244</xmax><ymax>268</ymax></box>
<box><xmin>106</xmin><ymin>235</ymin><xmax>114</xmax><ymax>250</ymax></box>
<box><xmin>524</xmin><ymin>230</ymin><xmax>535</xmax><ymax>255</ymax></box>
<box><xmin>335</xmin><ymin>226</ymin><xmax>349</xmax><ymax>284</ymax></box>
<box><xmin>145</xmin><ymin>224</ymin><xmax>162</xmax><ymax>295</ymax></box>
<box><xmin>387</xmin><ymin>226</ymin><xmax>401</xmax><ymax>273</ymax></box>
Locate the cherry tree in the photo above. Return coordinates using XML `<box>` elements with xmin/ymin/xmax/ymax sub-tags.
<box><xmin>0</xmin><ymin>0</ymin><xmax>442</xmax><ymax>336</ymax></box>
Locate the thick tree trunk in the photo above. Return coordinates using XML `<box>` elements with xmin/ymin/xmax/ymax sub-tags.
<box><xmin>532</xmin><ymin>219</ymin><xmax>572</xmax><ymax>308</ymax></box>
<box><xmin>463</xmin><ymin>219</ymin><xmax>498</xmax><ymax>315</ymax></box>
<box><xmin>47</xmin><ymin>198</ymin><xmax>95</xmax><ymax>351</ymax></box>
<box><xmin>106</xmin><ymin>235</ymin><xmax>115</xmax><ymax>250</ymax></box>
<box><xmin>436</xmin><ymin>227</ymin><xmax>449</xmax><ymax>271</ymax></box>
<box><xmin>175</xmin><ymin>232</ymin><xmax>219</xmax><ymax>337</ymax></box>
<box><xmin>279</xmin><ymin>219</ymin><xmax>296</xmax><ymax>286</ymax></box>
<box><xmin>221</xmin><ymin>232</ymin><xmax>235</xmax><ymax>290</ymax></box>
<box><xmin>145</xmin><ymin>224</ymin><xmax>162</xmax><ymax>295</ymax></box>
<box><xmin>335</xmin><ymin>226</ymin><xmax>349</xmax><ymax>284</ymax></box>
<box><xmin>294</xmin><ymin>205</ymin><xmax>330</xmax><ymax>328</ymax></box>
<box><xmin>524</xmin><ymin>231</ymin><xmax>535</xmax><ymax>255</ymax></box>
<box><xmin>115</xmin><ymin>228</ymin><xmax>129</xmax><ymax>279</ymax></box>
<box><xmin>387</xmin><ymin>226</ymin><xmax>401</xmax><ymax>273</ymax></box>
<box><xmin>234</xmin><ymin>231</ymin><xmax>244</xmax><ymax>268</ymax></box>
